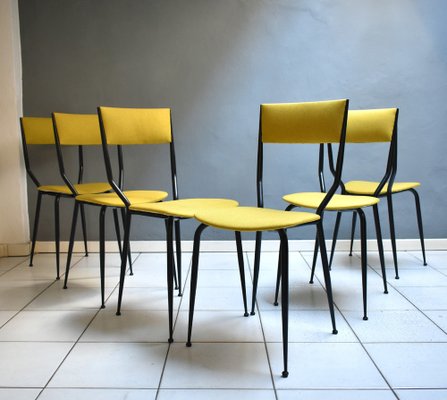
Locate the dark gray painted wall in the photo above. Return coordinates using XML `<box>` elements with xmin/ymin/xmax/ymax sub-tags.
<box><xmin>19</xmin><ymin>0</ymin><xmax>447</xmax><ymax>241</ymax></box>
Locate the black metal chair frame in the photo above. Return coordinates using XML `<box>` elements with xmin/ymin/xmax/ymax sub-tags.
<box><xmin>97</xmin><ymin>107</ymin><xmax>204</xmax><ymax>344</ymax></box>
<box><xmin>20</xmin><ymin>117</ymin><xmax>90</xmax><ymax>279</ymax></box>
<box><xmin>51</xmin><ymin>114</ymin><xmax>131</xmax><ymax>308</ymax></box>
<box><xmin>187</xmin><ymin>101</ymin><xmax>349</xmax><ymax>377</ymax></box>
<box><xmin>327</xmin><ymin>108</ymin><xmax>426</xmax><ymax>280</ymax></box>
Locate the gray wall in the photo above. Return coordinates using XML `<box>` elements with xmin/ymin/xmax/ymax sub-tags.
<box><xmin>19</xmin><ymin>0</ymin><xmax>447</xmax><ymax>241</ymax></box>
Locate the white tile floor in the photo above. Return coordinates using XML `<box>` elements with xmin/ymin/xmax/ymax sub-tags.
<box><xmin>0</xmin><ymin>248</ymin><xmax>446</xmax><ymax>399</ymax></box>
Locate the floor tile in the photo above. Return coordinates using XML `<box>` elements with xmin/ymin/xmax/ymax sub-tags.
<box><xmin>267</xmin><ymin>342</ymin><xmax>388</xmax><ymax>389</ymax></box>
<box><xmin>365</xmin><ymin>251</ymin><xmax>424</xmax><ymax>270</ymax></box>
<box><xmin>365</xmin><ymin>343</ymin><xmax>447</xmax><ymax>388</ymax></box>
<box><xmin>162</xmin><ymin>343</ymin><xmax>272</xmax><ymax>389</ymax></box>
<box><xmin>158</xmin><ymin>389</ymin><xmax>276</xmax><ymax>400</ymax></box>
<box><xmin>197</xmin><ymin>252</ymin><xmax>246</xmax><ymax>270</ymax></box>
<box><xmin>106</xmin><ymin>286</ymin><xmax>181</xmax><ymax>311</ymax></box>
<box><xmin>260</xmin><ymin>310</ymin><xmax>357</xmax><ymax>343</ymax></box>
<box><xmin>410</xmin><ymin>251</ymin><xmax>447</xmax><ymax>269</ymax></box>
<box><xmin>25</xmin><ymin>281</ymin><xmax>114</xmax><ymax>310</ymax></box>
<box><xmin>49</xmin><ymin>342</ymin><xmax>168</xmax><ymax>388</ymax></box>
<box><xmin>343</xmin><ymin>310</ymin><xmax>447</xmax><ymax>342</ymax></box>
<box><xmin>0</xmin><ymin>342</ymin><xmax>72</xmax><ymax>387</ymax></box>
<box><xmin>0</xmin><ymin>310</ymin><xmax>16</xmax><ymax>326</ymax></box>
<box><xmin>255</xmin><ymin>284</ymin><xmax>331</xmax><ymax>311</ymax></box>
<box><xmin>0</xmin><ymin>389</ymin><xmax>41</xmax><ymax>400</ymax></box>
<box><xmin>386</xmin><ymin>268</ymin><xmax>447</xmax><ymax>287</ymax></box>
<box><xmin>396</xmin><ymin>389</ymin><xmax>447</xmax><ymax>400</ymax></box>
<box><xmin>0</xmin><ymin>310</ymin><xmax>96</xmax><ymax>341</ymax></box>
<box><xmin>0</xmin><ymin>256</ymin><xmax>27</xmax><ymax>270</ymax></box>
<box><xmin>424</xmin><ymin>310</ymin><xmax>447</xmax><ymax>333</ymax></box>
<box><xmin>396</xmin><ymin>286</ymin><xmax>447</xmax><ymax>310</ymax></box>
<box><xmin>174</xmin><ymin>310</ymin><xmax>264</xmax><ymax>342</ymax></box>
<box><xmin>277</xmin><ymin>389</ymin><xmax>397</xmax><ymax>400</ymax></box>
<box><xmin>0</xmin><ymin>280</ymin><xmax>51</xmax><ymax>311</ymax></box>
<box><xmin>81</xmin><ymin>309</ymin><xmax>172</xmax><ymax>342</ymax></box>
<box><xmin>180</xmin><ymin>286</ymin><xmax>251</xmax><ymax>312</ymax></box>
<box><xmin>38</xmin><ymin>388</ymin><xmax>157</xmax><ymax>400</ymax></box>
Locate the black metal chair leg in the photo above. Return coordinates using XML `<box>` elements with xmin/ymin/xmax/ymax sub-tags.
<box><xmin>277</xmin><ymin>229</ymin><xmax>289</xmax><ymax>378</ymax></box>
<box><xmin>54</xmin><ymin>195</ymin><xmax>61</xmax><ymax>280</ymax></box>
<box><xmin>120</xmin><ymin>208</ymin><xmax>133</xmax><ymax>276</ymax></box>
<box><xmin>274</xmin><ymin>242</ymin><xmax>282</xmax><ymax>306</ymax></box>
<box><xmin>165</xmin><ymin>218</ymin><xmax>175</xmax><ymax>343</ymax></box>
<box><xmin>235</xmin><ymin>231</ymin><xmax>249</xmax><ymax>316</ymax></box>
<box><xmin>29</xmin><ymin>191</ymin><xmax>43</xmax><ymax>267</ymax></box>
<box><xmin>63</xmin><ymin>201</ymin><xmax>80</xmax><ymax>289</ymax></box>
<box><xmin>410</xmin><ymin>189</ymin><xmax>427</xmax><ymax>266</ymax></box>
<box><xmin>116</xmin><ymin>211</ymin><xmax>132</xmax><ymax>316</ymax></box>
<box><xmin>309</xmin><ymin>232</ymin><xmax>319</xmax><ymax>284</ymax></box>
<box><xmin>99</xmin><ymin>206</ymin><xmax>106</xmax><ymax>309</ymax></box>
<box><xmin>174</xmin><ymin>219</ymin><xmax>182</xmax><ymax>294</ymax></box>
<box><xmin>186</xmin><ymin>223</ymin><xmax>207</xmax><ymax>347</ymax></box>
<box><xmin>373</xmin><ymin>204</ymin><xmax>388</xmax><ymax>294</ymax></box>
<box><xmin>358</xmin><ymin>209</ymin><xmax>368</xmax><ymax>321</ymax></box>
<box><xmin>316</xmin><ymin>221</ymin><xmax>338</xmax><ymax>334</ymax></box>
<box><xmin>250</xmin><ymin>231</ymin><xmax>262</xmax><ymax>315</ymax></box>
<box><xmin>112</xmin><ymin>208</ymin><xmax>122</xmax><ymax>256</ymax></box>
<box><xmin>80</xmin><ymin>204</ymin><xmax>89</xmax><ymax>256</ymax></box>
<box><xmin>386</xmin><ymin>194</ymin><xmax>399</xmax><ymax>279</ymax></box>
<box><xmin>349</xmin><ymin>212</ymin><xmax>357</xmax><ymax>257</ymax></box>
<box><xmin>329</xmin><ymin>211</ymin><xmax>342</xmax><ymax>269</ymax></box>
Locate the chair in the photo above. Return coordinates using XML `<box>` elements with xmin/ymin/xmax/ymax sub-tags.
<box><xmin>187</xmin><ymin>99</ymin><xmax>349</xmax><ymax>378</ymax></box>
<box><xmin>279</xmin><ymin>113</ymin><xmax>390</xmax><ymax>321</ymax></box>
<box><xmin>20</xmin><ymin>117</ymin><xmax>111</xmax><ymax>279</ymax></box>
<box><xmin>330</xmin><ymin>108</ymin><xmax>426</xmax><ymax>279</ymax></box>
<box><xmin>96</xmin><ymin>106</ymin><xmax>240</xmax><ymax>343</ymax></box>
<box><xmin>52</xmin><ymin>112</ymin><xmax>170</xmax><ymax>308</ymax></box>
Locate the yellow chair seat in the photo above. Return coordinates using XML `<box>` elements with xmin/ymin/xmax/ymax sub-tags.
<box><xmin>130</xmin><ymin>198</ymin><xmax>239</xmax><ymax>218</ymax></box>
<box><xmin>195</xmin><ymin>206</ymin><xmax>320</xmax><ymax>232</ymax></box>
<box><xmin>38</xmin><ymin>182</ymin><xmax>111</xmax><ymax>195</ymax></box>
<box><xmin>76</xmin><ymin>190</ymin><xmax>168</xmax><ymax>207</ymax></box>
<box><xmin>283</xmin><ymin>192</ymin><xmax>379</xmax><ymax>211</ymax></box>
<box><xmin>344</xmin><ymin>180</ymin><xmax>421</xmax><ymax>196</ymax></box>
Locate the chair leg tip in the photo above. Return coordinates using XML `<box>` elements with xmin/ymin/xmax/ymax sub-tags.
<box><xmin>423</xmin><ymin>263</ymin><xmax>427</xmax><ymax>266</ymax></box>
<box><xmin>178</xmin><ymin>292</ymin><xmax>183</xmax><ymax>297</ymax></box>
<box><xmin>186</xmin><ymin>342</ymin><xmax>192</xmax><ymax>347</ymax></box>
<box><xmin>363</xmin><ymin>316</ymin><xmax>368</xmax><ymax>321</ymax></box>
<box><xmin>273</xmin><ymin>302</ymin><xmax>279</xmax><ymax>307</ymax></box>
<box><xmin>244</xmin><ymin>312</ymin><xmax>249</xmax><ymax>317</ymax></box>
<box><xmin>63</xmin><ymin>285</ymin><xmax>67</xmax><ymax>290</ymax></box>
<box><xmin>395</xmin><ymin>276</ymin><xmax>400</xmax><ymax>280</ymax></box>
<box><xmin>168</xmin><ymin>338</ymin><xmax>174</xmax><ymax>343</ymax></box>
<box><xmin>101</xmin><ymin>304</ymin><xmax>105</xmax><ymax>309</ymax></box>
<box><xmin>116</xmin><ymin>311</ymin><xmax>121</xmax><ymax>316</ymax></box>
<box><xmin>309</xmin><ymin>280</ymin><xmax>314</xmax><ymax>284</ymax></box>
<box><xmin>282</xmin><ymin>371</ymin><xmax>289</xmax><ymax>378</ymax></box>
<box><xmin>29</xmin><ymin>264</ymin><xmax>33</xmax><ymax>267</ymax></box>
<box><xmin>56</xmin><ymin>276</ymin><xmax>60</xmax><ymax>281</ymax></box>
<box><xmin>250</xmin><ymin>311</ymin><xmax>256</xmax><ymax>316</ymax></box>
<box><xmin>384</xmin><ymin>290</ymin><xmax>389</xmax><ymax>294</ymax></box>
<box><xmin>332</xmin><ymin>329</ymin><xmax>338</xmax><ymax>335</ymax></box>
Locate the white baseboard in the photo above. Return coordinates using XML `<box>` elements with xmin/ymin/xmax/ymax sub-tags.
<box><xmin>25</xmin><ymin>238</ymin><xmax>447</xmax><ymax>255</ymax></box>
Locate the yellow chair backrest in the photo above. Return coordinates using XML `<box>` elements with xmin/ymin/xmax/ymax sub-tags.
<box><xmin>52</xmin><ymin>113</ymin><xmax>102</xmax><ymax>145</ymax></box>
<box><xmin>346</xmin><ymin>108</ymin><xmax>398</xmax><ymax>143</ymax></box>
<box><xmin>261</xmin><ymin>99</ymin><xmax>349</xmax><ymax>144</ymax></box>
<box><xmin>98</xmin><ymin>107</ymin><xmax>172</xmax><ymax>145</ymax></box>
<box><xmin>21</xmin><ymin>117</ymin><xmax>54</xmax><ymax>144</ymax></box>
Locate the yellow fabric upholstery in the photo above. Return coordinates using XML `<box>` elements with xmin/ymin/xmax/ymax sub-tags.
<box><xmin>195</xmin><ymin>207</ymin><xmax>320</xmax><ymax>232</ymax></box>
<box><xmin>52</xmin><ymin>113</ymin><xmax>102</xmax><ymax>145</ymax></box>
<box><xmin>99</xmin><ymin>107</ymin><xmax>172</xmax><ymax>145</ymax></box>
<box><xmin>261</xmin><ymin>99</ymin><xmax>348</xmax><ymax>144</ymax></box>
<box><xmin>21</xmin><ymin>117</ymin><xmax>54</xmax><ymax>144</ymax></box>
<box><xmin>130</xmin><ymin>198</ymin><xmax>239</xmax><ymax>218</ymax></box>
<box><xmin>75</xmin><ymin>190</ymin><xmax>168</xmax><ymax>208</ymax></box>
<box><xmin>38</xmin><ymin>182</ymin><xmax>111</xmax><ymax>195</ymax></box>
<box><xmin>283</xmin><ymin>192</ymin><xmax>379</xmax><ymax>211</ymax></box>
<box><xmin>346</xmin><ymin>109</ymin><xmax>397</xmax><ymax>143</ymax></box>
<box><xmin>345</xmin><ymin>180</ymin><xmax>421</xmax><ymax>195</ymax></box>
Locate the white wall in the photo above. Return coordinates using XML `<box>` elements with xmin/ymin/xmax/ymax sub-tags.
<box><xmin>0</xmin><ymin>0</ymin><xmax>29</xmax><ymax>256</ymax></box>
